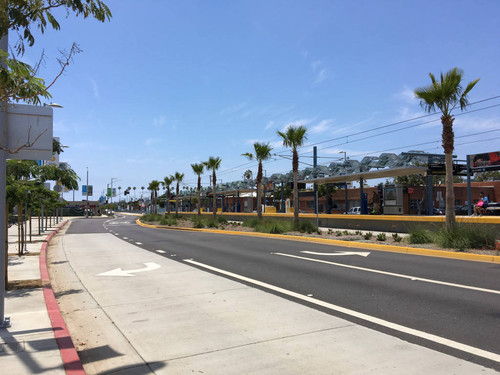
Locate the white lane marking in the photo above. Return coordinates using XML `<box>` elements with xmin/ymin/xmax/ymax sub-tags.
<box><xmin>274</xmin><ymin>252</ymin><xmax>500</xmax><ymax>295</ymax></box>
<box><xmin>183</xmin><ymin>259</ymin><xmax>500</xmax><ymax>363</ymax></box>
<box><xmin>156</xmin><ymin>250</ymin><xmax>166</xmax><ymax>253</ymax></box>
<box><xmin>98</xmin><ymin>262</ymin><xmax>161</xmax><ymax>277</ymax></box>
<box><xmin>302</xmin><ymin>250</ymin><xmax>370</xmax><ymax>257</ymax></box>
<box><xmin>123</xmin><ymin>237</ymin><xmax>128</xmax><ymax>240</ymax></box>
<box><xmin>135</xmin><ymin>242</ymin><xmax>143</xmax><ymax>245</ymax></box>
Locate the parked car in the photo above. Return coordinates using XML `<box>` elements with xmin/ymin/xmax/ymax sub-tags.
<box><xmin>345</xmin><ymin>207</ymin><xmax>361</xmax><ymax>215</ymax></box>
<box><xmin>432</xmin><ymin>207</ymin><xmax>445</xmax><ymax>215</ymax></box>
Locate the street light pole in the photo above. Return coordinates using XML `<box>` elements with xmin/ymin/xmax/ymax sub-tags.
<box><xmin>85</xmin><ymin>167</ymin><xmax>89</xmax><ymax>218</ymax></box>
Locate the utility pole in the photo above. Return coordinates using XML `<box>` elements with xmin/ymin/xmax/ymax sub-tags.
<box><xmin>313</xmin><ymin>146</ymin><xmax>318</xmax><ymax>214</ymax></box>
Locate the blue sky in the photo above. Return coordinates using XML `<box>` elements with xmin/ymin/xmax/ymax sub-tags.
<box><xmin>17</xmin><ymin>0</ymin><xmax>500</xmax><ymax>201</ymax></box>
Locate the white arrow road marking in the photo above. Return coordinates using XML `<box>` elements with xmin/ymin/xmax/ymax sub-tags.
<box><xmin>301</xmin><ymin>250</ymin><xmax>370</xmax><ymax>257</ymax></box>
<box><xmin>97</xmin><ymin>262</ymin><xmax>160</xmax><ymax>277</ymax></box>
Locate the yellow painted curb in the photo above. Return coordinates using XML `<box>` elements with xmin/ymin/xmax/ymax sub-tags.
<box><xmin>135</xmin><ymin>219</ymin><xmax>500</xmax><ymax>264</ymax></box>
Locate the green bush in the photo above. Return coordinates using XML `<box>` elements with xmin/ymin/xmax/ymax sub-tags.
<box><xmin>217</xmin><ymin>217</ymin><xmax>228</xmax><ymax>225</ymax></box>
<box><xmin>434</xmin><ymin>224</ymin><xmax>497</xmax><ymax>251</ymax></box>
<box><xmin>294</xmin><ymin>221</ymin><xmax>318</xmax><ymax>234</ymax></box>
<box><xmin>336</xmin><ymin>231</ymin><xmax>343</xmax><ymax>237</ymax></box>
<box><xmin>327</xmin><ymin>229</ymin><xmax>333</xmax><ymax>235</ymax></box>
<box><xmin>192</xmin><ymin>219</ymin><xmax>204</xmax><ymax>228</ymax></box>
<box><xmin>408</xmin><ymin>229</ymin><xmax>433</xmax><ymax>244</ymax></box>
<box><xmin>392</xmin><ymin>233</ymin><xmax>403</xmax><ymax>243</ymax></box>
<box><xmin>206</xmin><ymin>218</ymin><xmax>218</xmax><ymax>228</ymax></box>
<box><xmin>363</xmin><ymin>232</ymin><xmax>373</xmax><ymax>240</ymax></box>
<box><xmin>159</xmin><ymin>216</ymin><xmax>177</xmax><ymax>226</ymax></box>
<box><xmin>140</xmin><ymin>214</ymin><xmax>163</xmax><ymax>222</ymax></box>
<box><xmin>243</xmin><ymin>218</ymin><xmax>293</xmax><ymax>234</ymax></box>
<box><xmin>376</xmin><ymin>233</ymin><xmax>387</xmax><ymax>241</ymax></box>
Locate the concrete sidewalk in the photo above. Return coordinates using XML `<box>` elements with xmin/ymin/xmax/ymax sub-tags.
<box><xmin>49</xmin><ymin>217</ymin><xmax>498</xmax><ymax>374</ymax></box>
<box><xmin>1</xmin><ymin>217</ymin><xmax>82</xmax><ymax>374</ymax></box>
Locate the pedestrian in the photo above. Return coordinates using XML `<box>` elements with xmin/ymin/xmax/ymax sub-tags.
<box><xmin>472</xmin><ymin>192</ymin><xmax>489</xmax><ymax>216</ymax></box>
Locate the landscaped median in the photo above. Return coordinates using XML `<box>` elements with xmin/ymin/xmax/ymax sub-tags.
<box><xmin>135</xmin><ymin>213</ymin><xmax>500</xmax><ymax>264</ymax></box>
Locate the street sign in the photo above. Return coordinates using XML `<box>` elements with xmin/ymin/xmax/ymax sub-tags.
<box><xmin>1</xmin><ymin>104</ymin><xmax>54</xmax><ymax>160</ymax></box>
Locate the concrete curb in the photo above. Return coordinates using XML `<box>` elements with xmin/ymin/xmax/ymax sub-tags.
<box><xmin>136</xmin><ymin>219</ymin><xmax>500</xmax><ymax>264</ymax></box>
<box><xmin>40</xmin><ymin>220</ymin><xmax>86</xmax><ymax>375</ymax></box>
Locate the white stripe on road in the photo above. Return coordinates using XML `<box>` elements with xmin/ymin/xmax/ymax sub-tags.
<box><xmin>183</xmin><ymin>258</ymin><xmax>500</xmax><ymax>363</ymax></box>
<box><xmin>156</xmin><ymin>250</ymin><xmax>166</xmax><ymax>253</ymax></box>
<box><xmin>274</xmin><ymin>252</ymin><xmax>500</xmax><ymax>295</ymax></box>
<box><xmin>135</xmin><ymin>242</ymin><xmax>143</xmax><ymax>245</ymax></box>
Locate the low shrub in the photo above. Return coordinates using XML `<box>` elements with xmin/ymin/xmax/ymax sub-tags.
<box><xmin>328</xmin><ymin>229</ymin><xmax>333</xmax><ymax>235</ymax></box>
<box><xmin>376</xmin><ymin>233</ymin><xmax>387</xmax><ymax>241</ymax></box>
<box><xmin>206</xmin><ymin>218</ymin><xmax>218</xmax><ymax>228</ymax></box>
<box><xmin>192</xmin><ymin>219</ymin><xmax>204</xmax><ymax>228</ymax></box>
<box><xmin>294</xmin><ymin>221</ymin><xmax>318</xmax><ymax>234</ymax></box>
<box><xmin>217</xmin><ymin>217</ymin><xmax>228</xmax><ymax>225</ymax></box>
<box><xmin>408</xmin><ymin>228</ymin><xmax>433</xmax><ymax>244</ymax></box>
<box><xmin>243</xmin><ymin>218</ymin><xmax>293</xmax><ymax>234</ymax></box>
<box><xmin>434</xmin><ymin>224</ymin><xmax>497</xmax><ymax>251</ymax></box>
<box><xmin>392</xmin><ymin>233</ymin><xmax>403</xmax><ymax>243</ymax></box>
<box><xmin>140</xmin><ymin>214</ymin><xmax>162</xmax><ymax>222</ymax></box>
<box><xmin>336</xmin><ymin>231</ymin><xmax>343</xmax><ymax>237</ymax></box>
<box><xmin>363</xmin><ymin>232</ymin><xmax>373</xmax><ymax>240</ymax></box>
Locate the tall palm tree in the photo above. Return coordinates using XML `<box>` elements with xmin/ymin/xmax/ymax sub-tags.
<box><xmin>415</xmin><ymin>68</ymin><xmax>479</xmax><ymax>230</ymax></box>
<box><xmin>162</xmin><ymin>176</ymin><xmax>174</xmax><ymax>215</ymax></box>
<box><xmin>277</xmin><ymin>125</ymin><xmax>308</xmax><ymax>225</ymax></box>
<box><xmin>204</xmin><ymin>156</ymin><xmax>222</xmax><ymax>218</ymax></box>
<box><xmin>242</xmin><ymin>142</ymin><xmax>273</xmax><ymax>219</ymax></box>
<box><xmin>191</xmin><ymin>163</ymin><xmax>204</xmax><ymax>217</ymax></box>
<box><xmin>148</xmin><ymin>180</ymin><xmax>161</xmax><ymax>214</ymax></box>
<box><xmin>174</xmin><ymin>172</ymin><xmax>184</xmax><ymax>216</ymax></box>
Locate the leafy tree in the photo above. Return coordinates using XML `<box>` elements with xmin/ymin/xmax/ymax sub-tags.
<box><xmin>174</xmin><ymin>172</ymin><xmax>184</xmax><ymax>216</ymax></box>
<box><xmin>191</xmin><ymin>163</ymin><xmax>204</xmax><ymax>217</ymax></box>
<box><xmin>1</xmin><ymin>1</ymin><xmax>112</xmax><ymax>106</ymax></box>
<box><xmin>148</xmin><ymin>180</ymin><xmax>161</xmax><ymax>214</ymax></box>
<box><xmin>242</xmin><ymin>142</ymin><xmax>273</xmax><ymax>220</ymax></box>
<box><xmin>415</xmin><ymin>68</ymin><xmax>479</xmax><ymax>230</ymax></box>
<box><xmin>204</xmin><ymin>156</ymin><xmax>222</xmax><ymax>218</ymax></box>
<box><xmin>277</xmin><ymin>126</ymin><xmax>308</xmax><ymax>225</ymax></box>
<box><xmin>162</xmin><ymin>176</ymin><xmax>174</xmax><ymax>215</ymax></box>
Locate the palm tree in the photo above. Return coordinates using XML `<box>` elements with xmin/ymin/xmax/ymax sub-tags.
<box><xmin>242</xmin><ymin>142</ymin><xmax>273</xmax><ymax>219</ymax></box>
<box><xmin>148</xmin><ymin>180</ymin><xmax>161</xmax><ymax>214</ymax></box>
<box><xmin>277</xmin><ymin>125</ymin><xmax>308</xmax><ymax>225</ymax></box>
<box><xmin>162</xmin><ymin>176</ymin><xmax>174</xmax><ymax>215</ymax></box>
<box><xmin>191</xmin><ymin>163</ymin><xmax>204</xmax><ymax>217</ymax></box>
<box><xmin>415</xmin><ymin>68</ymin><xmax>479</xmax><ymax>230</ymax></box>
<box><xmin>133</xmin><ymin>186</ymin><xmax>136</xmax><ymax>199</ymax></box>
<box><xmin>174</xmin><ymin>172</ymin><xmax>184</xmax><ymax>216</ymax></box>
<box><xmin>204</xmin><ymin>156</ymin><xmax>222</xmax><ymax>218</ymax></box>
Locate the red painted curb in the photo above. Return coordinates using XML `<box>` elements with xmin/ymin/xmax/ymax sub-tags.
<box><xmin>39</xmin><ymin>220</ymin><xmax>86</xmax><ymax>375</ymax></box>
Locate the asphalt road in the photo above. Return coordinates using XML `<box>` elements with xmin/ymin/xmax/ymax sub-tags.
<box><xmin>67</xmin><ymin>215</ymin><xmax>500</xmax><ymax>370</ymax></box>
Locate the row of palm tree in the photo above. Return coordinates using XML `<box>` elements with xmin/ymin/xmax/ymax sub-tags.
<box><xmin>141</xmin><ymin>67</ymin><xmax>477</xmax><ymax>231</ymax></box>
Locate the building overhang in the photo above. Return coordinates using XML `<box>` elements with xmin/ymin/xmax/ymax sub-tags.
<box><xmin>300</xmin><ymin>166</ymin><xmax>428</xmax><ymax>185</ymax></box>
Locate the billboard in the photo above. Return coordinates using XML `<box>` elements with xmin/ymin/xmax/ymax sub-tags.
<box><xmin>469</xmin><ymin>151</ymin><xmax>500</xmax><ymax>172</ymax></box>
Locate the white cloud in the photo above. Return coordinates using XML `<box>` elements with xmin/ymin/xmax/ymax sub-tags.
<box><xmin>144</xmin><ymin>138</ymin><xmax>163</xmax><ymax>146</ymax></box>
<box><xmin>314</xmin><ymin>68</ymin><xmax>328</xmax><ymax>84</ymax></box>
<box><xmin>311</xmin><ymin>119</ymin><xmax>334</xmax><ymax>134</ymax></box>
<box><xmin>265</xmin><ymin>121</ymin><xmax>275</xmax><ymax>131</ymax></box>
<box><xmin>281</xmin><ymin>118</ymin><xmax>315</xmax><ymax>132</ymax></box>
<box><xmin>89</xmin><ymin>78</ymin><xmax>99</xmax><ymax>99</ymax></box>
<box><xmin>311</xmin><ymin>60</ymin><xmax>322</xmax><ymax>71</ymax></box>
<box><xmin>153</xmin><ymin>116</ymin><xmax>166</xmax><ymax>128</ymax></box>
<box><xmin>220</xmin><ymin>102</ymin><xmax>247</xmax><ymax>115</ymax></box>
<box><xmin>395</xmin><ymin>86</ymin><xmax>416</xmax><ymax>104</ymax></box>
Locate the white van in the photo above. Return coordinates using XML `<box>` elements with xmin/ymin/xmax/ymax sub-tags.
<box><xmin>346</xmin><ymin>207</ymin><xmax>361</xmax><ymax>214</ymax></box>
